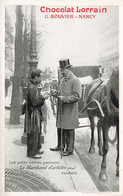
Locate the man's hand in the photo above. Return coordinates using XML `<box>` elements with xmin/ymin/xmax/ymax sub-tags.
<box><xmin>58</xmin><ymin>96</ymin><xmax>64</xmax><ymax>101</ymax></box>
<box><xmin>50</xmin><ymin>89</ymin><xmax>58</xmax><ymax>97</ymax></box>
<box><xmin>43</xmin><ymin>92</ymin><xmax>50</xmax><ymax>100</ymax></box>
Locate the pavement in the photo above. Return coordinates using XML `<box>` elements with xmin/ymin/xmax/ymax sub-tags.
<box><xmin>5</xmin><ymin>99</ymin><xmax>98</xmax><ymax>192</ymax></box>
<box><xmin>74</xmin><ymin>124</ymin><xmax>119</xmax><ymax>192</ymax></box>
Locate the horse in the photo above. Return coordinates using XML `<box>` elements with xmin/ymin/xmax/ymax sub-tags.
<box><xmin>83</xmin><ymin>67</ymin><xmax>119</xmax><ymax>181</ymax></box>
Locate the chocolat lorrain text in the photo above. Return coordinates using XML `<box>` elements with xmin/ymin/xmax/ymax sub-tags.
<box><xmin>40</xmin><ymin>6</ymin><xmax>107</xmax><ymax>13</ymax></box>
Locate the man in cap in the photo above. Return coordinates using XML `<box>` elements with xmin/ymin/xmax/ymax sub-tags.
<box><xmin>50</xmin><ymin>59</ymin><xmax>81</xmax><ymax>156</ymax></box>
<box><xmin>25</xmin><ymin>69</ymin><xmax>50</xmax><ymax>159</ymax></box>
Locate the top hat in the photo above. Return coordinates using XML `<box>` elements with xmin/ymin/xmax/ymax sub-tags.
<box><xmin>59</xmin><ymin>58</ymin><xmax>72</xmax><ymax>69</ymax></box>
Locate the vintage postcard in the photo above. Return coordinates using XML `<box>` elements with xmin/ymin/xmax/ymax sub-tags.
<box><xmin>0</xmin><ymin>0</ymin><xmax>123</xmax><ymax>196</ymax></box>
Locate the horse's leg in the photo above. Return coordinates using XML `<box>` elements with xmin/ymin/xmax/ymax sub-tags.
<box><xmin>99</xmin><ymin>120</ymin><xmax>109</xmax><ymax>181</ymax></box>
<box><xmin>116</xmin><ymin>120</ymin><xmax>119</xmax><ymax>177</ymax></box>
<box><xmin>88</xmin><ymin>112</ymin><xmax>95</xmax><ymax>154</ymax></box>
<box><xmin>97</xmin><ymin>120</ymin><xmax>103</xmax><ymax>156</ymax></box>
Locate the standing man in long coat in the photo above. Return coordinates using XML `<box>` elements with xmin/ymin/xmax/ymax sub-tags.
<box><xmin>50</xmin><ymin>59</ymin><xmax>81</xmax><ymax>156</ymax></box>
<box><xmin>25</xmin><ymin>69</ymin><xmax>49</xmax><ymax>159</ymax></box>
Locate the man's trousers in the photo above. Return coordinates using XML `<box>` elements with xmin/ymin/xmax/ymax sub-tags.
<box><xmin>57</xmin><ymin>128</ymin><xmax>75</xmax><ymax>152</ymax></box>
<box><xmin>27</xmin><ymin>132</ymin><xmax>42</xmax><ymax>157</ymax></box>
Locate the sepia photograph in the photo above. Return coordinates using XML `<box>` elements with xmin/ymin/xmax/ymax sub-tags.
<box><xmin>0</xmin><ymin>1</ymin><xmax>122</xmax><ymax>195</ymax></box>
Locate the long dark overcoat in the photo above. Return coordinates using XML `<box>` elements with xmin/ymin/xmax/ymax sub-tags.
<box><xmin>25</xmin><ymin>81</ymin><xmax>45</xmax><ymax>134</ymax></box>
<box><xmin>56</xmin><ymin>72</ymin><xmax>81</xmax><ymax>129</ymax></box>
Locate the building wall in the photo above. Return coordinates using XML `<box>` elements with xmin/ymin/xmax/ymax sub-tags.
<box><xmin>98</xmin><ymin>6</ymin><xmax>119</xmax><ymax>75</ymax></box>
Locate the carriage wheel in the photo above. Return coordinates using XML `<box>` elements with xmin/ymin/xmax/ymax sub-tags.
<box><xmin>108</xmin><ymin>126</ymin><xmax>117</xmax><ymax>144</ymax></box>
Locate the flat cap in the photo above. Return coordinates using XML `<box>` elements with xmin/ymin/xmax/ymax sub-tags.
<box><xmin>31</xmin><ymin>69</ymin><xmax>42</xmax><ymax>79</ymax></box>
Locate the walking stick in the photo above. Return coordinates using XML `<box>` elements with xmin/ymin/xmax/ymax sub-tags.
<box><xmin>60</xmin><ymin>99</ymin><xmax>63</xmax><ymax>159</ymax></box>
<box><xmin>58</xmin><ymin>71</ymin><xmax>63</xmax><ymax>159</ymax></box>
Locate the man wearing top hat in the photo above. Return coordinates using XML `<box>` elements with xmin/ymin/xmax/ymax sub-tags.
<box><xmin>50</xmin><ymin>59</ymin><xmax>81</xmax><ymax>156</ymax></box>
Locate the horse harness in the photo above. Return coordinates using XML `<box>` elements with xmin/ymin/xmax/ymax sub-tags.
<box><xmin>80</xmin><ymin>77</ymin><xmax>119</xmax><ymax>117</ymax></box>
